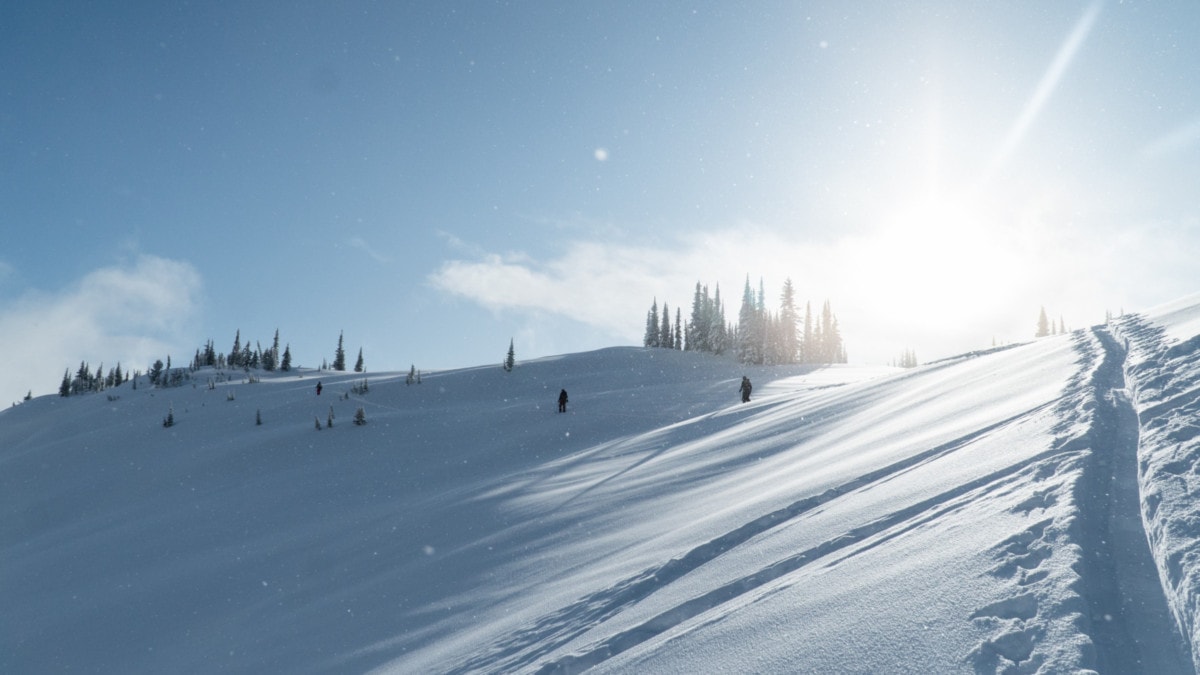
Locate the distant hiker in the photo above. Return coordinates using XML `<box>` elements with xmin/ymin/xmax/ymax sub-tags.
<box><xmin>739</xmin><ymin>376</ymin><xmax>752</xmax><ymax>403</ymax></box>
<box><xmin>558</xmin><ymin>389</ymin><xmax>569</xmax><ymax>413</ymax></box>
<box><xmin>316</xmin><ymin>381</ymin><xmax>323</xmax><ymax>396</ymax></box>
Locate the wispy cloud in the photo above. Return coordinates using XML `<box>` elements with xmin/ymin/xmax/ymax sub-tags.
<box><xmin>348</xmin><ymin>237</ymin><xmax>391</xmax><ymax>263</ymax></box>
<box><xmin>0</xmin><ymin>255</ymin><xmax>203</xmax><ymax>403</ymax></box>
<box><xmin>429</xmin><ymin>213</ymin><xmax>1196</xmax><ymax>366</ymax></box>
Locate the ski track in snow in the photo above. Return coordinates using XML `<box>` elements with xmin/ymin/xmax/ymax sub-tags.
<box><xmin>447</xmin><ymin>324</ymin><xmax>1197</xmax><ymax>675</ymax></box>
<box><xmin>6</xmin><ymin>298</ymin><xmax>1200</xmax><ymax>674</ymax></box>
<box><xmin>1117</xmin><ymin>310</ymin><xmax>1200</xmax><ymax>672</ymax></box>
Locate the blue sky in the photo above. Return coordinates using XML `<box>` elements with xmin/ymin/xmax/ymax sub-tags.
<box><xmin>3</xmin><ymin>1</ymin><xmax>1198</xmax><ymax>402</ymax></box>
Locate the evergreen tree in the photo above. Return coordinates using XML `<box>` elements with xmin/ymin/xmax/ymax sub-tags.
<box><xmin>779</xmin><ymin>278</ymin><xmax>799</xmax><ymax>364</ymax></box>
<box><xmin>1036</xmin><ymin>307</ymin><xmax>1050</xmax><ymax>337</ymax></box>
<box><xmin>710</xmin><ymin>285</ymin><xmax>721</xmax><ymax>353</ymax></box>
<box><xmin>407</xmin><ymin>365</ymin><xmax>417</xmax><ymax>385</ymax></box>
<box><xmin>658</xmin><ymin>302</ymin><xmax>670</xmax><ymax>348</ymax></box>
<box><xmin>737</xmin><ymin>276</ymin><xmax>762</xmax><ymax>364</ymax></box>
<box><xmin>59</xmin><ymin>369</ymin><xmax>71</xmax><ymax>397</ymax></box>
<box><xmin>354</xmin><ymin>348</ymin><xmax>364</xmax><ymax>373</ymax></box>
<box><xmin>674</xmin><ymin>308</ymin><xmax>683</xmax><ymax>350</ymax></box>
<box><xmin>504</xmin><ymin>338</ymin><xmax>516</xmax><ymax>372</ymax></box>
<box><xmin>688</xmin><ymin>282</ymin><xmax>707</xmax><ymax>352</ymax></box>
<box><xmin>149</xmin><ymin>359</ymin><xmax>164</xmax><ymax>386</ymax></box>
<box><xmin>644</xmin><ymin>299</ymin><xmax>660</xmax><ymax>348</ymax></box>
<box><xmin>280</xmin><ymin>344</ymin><xmax>292</xmax><ymax>372</ymax></box>
<box><xmin>333</xmin><ymin>331</ymin><xmax>346</xmax><ymax>371</ymax></box>
<box><xmin>268</xmin><ymin>330</ymin><xmax>280</xmax><ymax>371</ymax></box>
<box><xmin>230</xmin><ymin>330</ymin><xmax>242</xmax><ymax>369</ymax></box>
<box><xmin>802</xmin><ymin>301</ymin><xmax>814</xmax><ymax>364</ymax></box>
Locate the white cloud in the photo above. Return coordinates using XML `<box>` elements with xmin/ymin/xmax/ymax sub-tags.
<box><xmin>0</xmin><ymin>255</ymin><xmax>203</xmax><ymax>404</ymax></box>
<box><xmin>348</xmin><ymin>236</ymin><xmax>391</xmax><ymax>263</ymax></box>
<box><xmin>429</xmin><ymin>216</ymin><xmax>1197</xmax><ymax>367</ymax></box>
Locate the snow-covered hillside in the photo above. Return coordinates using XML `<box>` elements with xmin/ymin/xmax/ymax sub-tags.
<box><xmin>3</xmin><ymin>295</ymin><xmax>1200</xmax><ymax>674</ymax></box>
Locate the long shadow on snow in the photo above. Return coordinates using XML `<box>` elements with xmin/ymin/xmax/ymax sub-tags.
<box><xmin>448</xmin><ymin>401</ymin><xmax>1054</xmax><ymax>674</ymax></box>
<box><xmin>536</xmin><ymin>419</ymin><xmax>1070</xmax><ymax>674</ymax></box>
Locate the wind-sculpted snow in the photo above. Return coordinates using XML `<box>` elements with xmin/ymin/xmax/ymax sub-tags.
<box><xmin>1115</xmin><ymin>295</ymin><xmax>1200</xmax><ymax>671</ymax></box>
<box><xmin>2</xmin><ymin>298</ymin><xmax>1200</xmax><ymax>674</ymax></box>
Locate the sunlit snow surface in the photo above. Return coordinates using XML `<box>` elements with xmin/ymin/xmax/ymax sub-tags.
<box><xmin>3</xmin><ymin>295</ymin><xmax>1200</xmax><ymax>673</ymax></box>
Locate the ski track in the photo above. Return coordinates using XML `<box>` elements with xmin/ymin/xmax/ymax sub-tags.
<box><xmin>1117</xmin><ymin>314</ymin><xmax>1200</xmax><ymax>671</ymax></box>
<box><xmin>450</xmin><ymin>325</ymin><xmax>1197</xmax><ymax>675</ymax></box>
<box><xmin>1072</xmin><ymin>327</ymin><xmax>1191</xmax><ymax>673</ymax></box>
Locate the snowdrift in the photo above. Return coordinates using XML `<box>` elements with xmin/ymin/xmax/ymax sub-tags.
<box><xmin>3</xmin><ymin>294</ymin><xmax>1200</xmax><ymax>673</ymax></box>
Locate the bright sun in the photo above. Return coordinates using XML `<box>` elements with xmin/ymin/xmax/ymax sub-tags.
<box><xmin>849</xmin><ymin>192</ymin><xmax>1021</xmax><ymax>333</ymax></box>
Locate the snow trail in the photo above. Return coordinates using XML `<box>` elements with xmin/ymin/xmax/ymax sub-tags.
<box><xmin>1117</xmin><ymin>308</ymin><xmax>1200</xmax><ymax>670</ymax></box>
<box><xmin>1075</xmin><ymin>327</ymin><xmax>1191</xmax><ymax>672</ymax></box>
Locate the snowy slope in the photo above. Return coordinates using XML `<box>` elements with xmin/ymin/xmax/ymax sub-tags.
<box><xmin>2</xmin><ymin>296</ymin><xmax>1199</xmax><ymax>674</ymax></box>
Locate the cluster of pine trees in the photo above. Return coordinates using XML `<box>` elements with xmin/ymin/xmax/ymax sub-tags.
<box><xmin>1035</xmin><ymin>307</ymin><xmax>1069</xmax><ymax>338</ymax></box>
<box><xmin>58</xmin><ymin>361</ymin><xmax>130</xmax><ymax>397</ymax></box>
<box><xmin>195</xmin><ymin>329</ymin><xmax>294</xmax><ymax>372</ymax></box>
<box><xmin>56</xmin><ymin>328</ymin><xmax>373</xmax><ymax>397</ymax></box>
<box><xmin>645</xmin><ymin>276</ymin><xmax>847</xmax><ymax>365</ymax></box>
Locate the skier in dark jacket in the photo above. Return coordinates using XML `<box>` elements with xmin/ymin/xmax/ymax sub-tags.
<box><xmin>558</xmin><ymin>389</ymin><xmax>569</xmax><ymax>413</ymax></box>
<box><xmin>739</xmin><ymin>376</ymin><xmax>752</xmax><ymax>403</ymax></box>
<box><xmin>316</xmin><ymin>381</ymin><xmax>323</xmax><ymax>396</ymax></box>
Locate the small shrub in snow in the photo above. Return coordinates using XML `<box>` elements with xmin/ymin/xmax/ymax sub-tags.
<box><xmin>163</xmin><ymin>407</ymin><xmax>175</xmax><ymax>428</ymax></box>
<box><xmin>353</xmin><ymin>407</ymin><xmax>366</xmax><ymax>425</ymax></box>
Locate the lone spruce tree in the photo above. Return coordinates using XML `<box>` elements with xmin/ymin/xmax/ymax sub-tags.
<box><xmin>504</xmin><ymin>338</ymin><xmax>515</xmax><ymax>372</ymax></box>
<box><xmin>333</xmin><ymin>331</ymin><xmax>346</xmax><ymax>371</ymax></box>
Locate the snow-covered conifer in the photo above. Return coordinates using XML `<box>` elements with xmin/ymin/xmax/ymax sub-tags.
<box><xmin>644</xmin><ymin>299</ymin><xmax>660</xmax><ymax>348</ymax></box>
<box><xmin>333</xmin><ymin>332</ymin><xmax>347</xmax><ymax>371</ymax></box>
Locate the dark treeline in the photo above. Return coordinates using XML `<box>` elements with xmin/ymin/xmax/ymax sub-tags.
<box><xmin>57</xmin><ymin>328</ymin><xmax>364</xmax><ymax>397</ymax></box>
<box><xmin>644</xmin><ymin>276</ymin><xmax>847</xmax><ymax>366</ymax></box>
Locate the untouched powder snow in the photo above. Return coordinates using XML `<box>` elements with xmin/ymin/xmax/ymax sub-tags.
<box><xmin>2</xmin><ymin>295</ymin><xmax>1200</xmax><ymax>673</ymax></box>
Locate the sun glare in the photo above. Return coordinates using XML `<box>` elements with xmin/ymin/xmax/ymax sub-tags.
<box><xmin>849</xmin><ymin>194</ymin><xmax>1019</xmax><ymax>334</ymax></box>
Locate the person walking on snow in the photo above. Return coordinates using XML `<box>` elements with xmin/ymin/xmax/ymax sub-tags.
<box><xmin>558</xmin><ymin>389</ymin><xmax>569</xmax><ymax>413</ymax></box>
<box><xmin>316</xmin><ymin>381</ymin><xmax>323</xmax><ymax>396</ymax></box>
<box><xmin>739</xmin><ymin>376</ymin><xmax>752</xmax><ymax>403</ymax></box>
